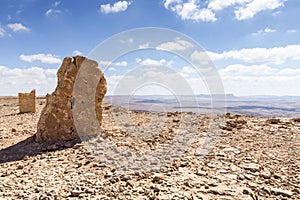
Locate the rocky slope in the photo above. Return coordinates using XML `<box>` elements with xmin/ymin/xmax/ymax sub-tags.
<box><xmin>0</xmin><ymin>97</ymin><xmax>299</xmax><ymax>200</ymax></box>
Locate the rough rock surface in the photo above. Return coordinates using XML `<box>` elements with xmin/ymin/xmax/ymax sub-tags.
<box><xmin>0</xmin><ymin>98</ymin><xmax>300</xmax><ymax>199</ymax></box>
<box><xmin>18</xmin><ymin>89</ymin><xmax>36</xmax><ymax>113</ymax></box>
<box><xmin>35</xmin><ymin>56</ymin><xmax>107</xmax><ymax>142</ymax></box>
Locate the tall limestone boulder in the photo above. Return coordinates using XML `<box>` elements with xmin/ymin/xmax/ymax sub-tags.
<box><xmin>36</xmin><ymin>56</ymin><xmax>107</xmax><ymax>142</ymax></box>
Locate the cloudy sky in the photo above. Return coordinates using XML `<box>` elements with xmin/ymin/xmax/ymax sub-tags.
<box><xmin>0</xmin><ymin>0</ymin><xmax>299</xmax><ymax>96</ymax></box>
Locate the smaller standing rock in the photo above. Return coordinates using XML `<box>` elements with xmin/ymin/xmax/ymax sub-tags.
<box><xmin>18</xmin><ymin>89</ymin><xmax>36</xmax><ymax>113</ymax></box>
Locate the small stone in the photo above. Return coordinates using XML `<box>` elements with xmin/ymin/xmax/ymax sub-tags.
<box><xmin>196</xmin><ymin>170</ymin><xmax>207</xmax><ymax>176</ymax></box>
<box><xmin>73</xmin><ymin>143</ymin><xmax>84</xmax><ymax>149</ymax></box>
<box><xmin>260</xmin><ymin>169</ymin><xmax>271</xmax><ymax>179</ymax></box>
<box><xmin>208</xmin><ymin>187</ymin><xmax>227</xmax><ymax>195</ymax></box>
<box><xmin>222</xmin><ymin>147</ymin><xmax>240</xmax><ymax>154</ymax></box>
<box><xmin>238</xmin><ymin>174</ymin><xmax>245</xmax><ymax>180</ymax></box>
<box><xmin>23</xmin><ymin>155</ymin><xmax>29</xmax><ymax>161</ymax></box>
<box><xmin>39</xmin><ymin>196</ymin><xmax>51</xmax><ymax>200</ymax></box>
<box><xmin>273</xmin><ymin>173</ymin><xmax>281</xmax><ymax>179</ymax></box>
<box><xmin>84</xmin><ymin>173</ymin><xmax>95</xmax><ymax>178</ymax></box>
<box><xmin>243</xmin><ymin>163</ymin><xmax>261</xmax><ymax>172</ymax></box>
<box><xmin>219</xmin><ymin>124</ymin><xmax>227</xmax><ymax>130</ymax></box>
<box><xmin>243</xmin><ymin>188</ymin><xmax>251</xmax><ymax>195</ymax></box>
<box><xmin>152</xmin><ymin>174</ymin><xmax>164</xmax><ymax>183</ymax></box>
<box><xmin>126</xmin><ymin>180</ymin><xmax>135</xmax><ymax>187</ymax></box>
<box><xmin>173</xmin><ymin>118</ymin><xmax>180</xmax><ymax>122</ymax></box>
<box><xmin>292</xmin><ymin>188</ymin><xmax>300</xmax><ymax>194</ymax></box>
<box><xmin>292</xmin><ymin>118</ymin><xmax>300</xmax><ymax>123</ymax></box>
<box><xmin>104</xmin><ymin>171</ymin><xmax>113</xmax><ymax>178</ymax></box>
<box><xmin>17</xmin><ymin>164</ymin><xmax>23</xmax><ymax>170</ymax></box>
<box><xmin>207</xmin><ymin>162</ymin><xmax>216</xmax><ymax>168</ymax></box>
<box><xmin>244</xmin><ymin>174</ymin><xmax>255</xmax><ymax>180</ymax></box>
<box><xmin>11</xmin><ymin>128</ymin><xmax>16</xmax><ymax>132</ymax></box>
<box><xmin>270</xmin><ymin>187</ymin><xmax>293</xmax><ymax>197</ymax></box>
<box><xmin>70</xmin><ymin>190</ymin><xmax>82</xmax><ymax>197</ymax></box>
<box><xmin>266</xmin><ymin>118</ymin><xmax>281</xmax><ymax>124</ymax></box>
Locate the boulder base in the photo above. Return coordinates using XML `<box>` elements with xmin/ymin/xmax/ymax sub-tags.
<box><xmin>36</xmin><ymin>56</ymin><xmax>107</xmax><ymax>142</ymax></box>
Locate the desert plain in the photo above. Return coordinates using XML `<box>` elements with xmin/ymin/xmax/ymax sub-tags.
<box><xmin>0</xmin><ymin>97</ymin><xmax>300</xmax><ymax>200</ymax></box>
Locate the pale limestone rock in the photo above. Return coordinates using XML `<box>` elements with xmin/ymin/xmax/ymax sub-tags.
<box><xmin>18</xmin><ymin>89</ymin><xmax>36</xmax><ymax>113</ymax></box>
<box><xmin>36</xmin><ymin>56</ymin><xmax>107</xmax><ymax>142</ymax></box>
<box><xmin>243</xmin><ymin>163</ymin><xmax>261</xmax><ymax>172</ymax></box>
<box><xmin>270</xmin><ymin>187</ymin><xmax>293</xmax><ymax>197</ymax></box>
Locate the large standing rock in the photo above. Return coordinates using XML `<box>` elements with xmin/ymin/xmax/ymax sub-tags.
<box><xmin>18</xmin><ymin>89</ymin><xmax>36</xmax><ymax>113</ymax></box>
<box><xmin>35</xmin><ymin>56</ymin><xmax>107</xmax><ymax>142</ymax></box>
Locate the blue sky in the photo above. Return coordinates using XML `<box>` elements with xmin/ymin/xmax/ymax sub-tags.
<box><xmin>0</xmin><ymin>0</ymin><xmax>300</xmax><ymax>96</ymax></box>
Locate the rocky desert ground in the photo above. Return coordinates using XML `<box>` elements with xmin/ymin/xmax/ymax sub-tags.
<box><xmin>0</xmin><ymin>97</ymin><xmax>300</xmax><ymax>199</ymax></box>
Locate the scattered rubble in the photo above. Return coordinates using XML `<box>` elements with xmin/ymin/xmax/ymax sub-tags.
<box><xmin>0</xmin><ymin>98</ymin><xmax>299</xmax><ymax>199</ymax></box>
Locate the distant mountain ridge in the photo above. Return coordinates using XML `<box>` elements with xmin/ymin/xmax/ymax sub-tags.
<box><xmin>104</xmin><ymin>94</ymin><xmax>300</xmax><ymax>118</ymax></box>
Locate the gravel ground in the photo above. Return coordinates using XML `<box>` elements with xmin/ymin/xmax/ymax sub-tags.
<box><xmin>0</xmin><ymin>97</ymin><xmax>299</xmax><ymax>200</ymax></box>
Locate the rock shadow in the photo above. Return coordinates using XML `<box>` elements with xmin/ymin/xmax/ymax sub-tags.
<box><xmin>0</xmin><ymin>135</ymin><xmax>80</xmax><ymax>164</ymax></box>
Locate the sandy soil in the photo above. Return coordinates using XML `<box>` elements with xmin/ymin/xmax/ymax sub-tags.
<box><xmin>0</xmin><ymin>97</ymin><xmax>299</xmax><ymax>199</ymax></box>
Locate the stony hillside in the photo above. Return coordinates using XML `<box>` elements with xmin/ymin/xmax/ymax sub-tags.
<box><xmin>0</xmin><ymin>98</ymin><xmax>299</xmax><ymax>200</ymax></box>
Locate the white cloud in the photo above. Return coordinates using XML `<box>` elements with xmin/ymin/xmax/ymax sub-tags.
<box><xmin>54</xmin><ymin>1</ymin><xmax>61</xmax><ymax>7</ymax></box>
<box><xmin>264</xmin><ymin>28</ymin><xmax>276</xmax><ymax>33</ymax></box>
<box><xmin>181</xmin><ymin>66</ymin><xmax>197</xmax><ymax>74</ymax></box>
<box><xmin>98</xmin><ymin>60</ymin><xmax>112</xmax><ymax>67</ymax></box>
<box><xmin>45</xmin><ymin>9</ymin><xmax>62</xmax><ymax>16</ymax></box>
<box><xmin>105</xmin><ymin>75</ymin><xmax>123</xmax><ymax>94</ymax></box>
<box><xmin>219</xmin><ymin>64</ymin><xmax>277</xmax><ymax>76</ymax></box>
<box><xmin>219</xmin><ymin>64</ymin><xmax>300</xmax><ymax>95</ymax></box>
<box><xmin>106</xmin><ymin>68</ymin><xmax>195</xmax><ymax>95</ymax></box>
<box><xmin>234</xmin><ymin>0</ymin><xmax>285</xmax><ymax>20</ymax></box>
<box><xmin>157</xmin><ymin>38</ymin><xmax>193</xmax><ymax>51</ymax></box>
<box><xmin>208</xmin><ymin>0</ymin><xmax>250</xmax><ymax>11</ymax></box>
<box><xmin>0</xmin><ymin>26</ymin><xmax>6</xmax><ymax>37</ymax></box>
<box><xmin>164</xmin><ymin>1</ymin><xmax>217</xmax><ymax>22</ymax></box>
<box><xmin>287</xmin><ymin>29</ymin><xmax>297</xmax><ymax>33</ymax></box>
<box><xmin>164</xmin><ymin>0</ymin><xmax>286</xmax><ymax>22</ymax></box>
<box><xmin>108</xmin><ymin>67</ymin><xmax>116</xmax><ymax>71</ymax></box>
<box><xmin>120</xmin><ymin>38</ymin><xmax>134</xmax><ymax>44</ymax></box>
<box><xmin>0</xmin><ymin>66</ymin><xmax>57</xmax><ymax>96</ymax></box>
<box><xmin>7</xmin><ymin>23</ymin><xmax>30</xmax><ymax>32</ymax></box>
<box><xmin>272</xmin><ymin>10</ymin><xmax>281</xmax><ymax>16</ymax></box>
<box><xmin>45</xmin><ymin>1</ymin><xmax>62</xmax><ymax>16</ymax></box>
<box><xmin>164</xmin><ymin>0</ymin><xmax>181</xmax><ymax>9</ymax></box>
<box><xmin>115</xmin><ymin>61</ymin><xmax>128</xmax><ymax>67</ymax></box>
<box><xmin>19</xmin><ymin>54</ymin><xmax>62</xmax><ymax>64</ymax></box>
<box><xmin>191</xmin><ymin>50</ymin><xmax>213</xmax><ymax>60</ymax></box>
<box><xmin>100</xmin><ymin>1</ymin><xmax>132</xmax><ymax>14</ymax></box>
<box><xmin>136</xmin><ymin>58</ymin><xmax>174</xmax><ymax>67</ymax></box>
<box><xmin>252</xmin><ymin>27</ymin><xmax>276</xmax><ymax>35</ymax></box>
<box><xmin>138</xmin><ymin>42</ymin><xmax>150</xmax><ymax>49</ymax></box>
<box><xmin>1</xmin><ymin>64</ymin><xmax>298</xmax><ymax>96</ymax></box>
<box><xmin>196</xmin><ymin>45</ymin><xmax>300</xmax><ymax>64</ymax></box>
<box><xmin>73</xmin><ymin>50</ymin><xmax>83</xmax><ymax>56</ymax></box>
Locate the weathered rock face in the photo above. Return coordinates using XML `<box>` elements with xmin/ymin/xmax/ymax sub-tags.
<box><xmin>35</xmin><ymin>56</ymin><xmax>107</xmax><ymax>142</ymax></box>
<box><xmin>18</xmin><ymin>89</ymin><xmax>36</xmax><ymax>113</ymax></box>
